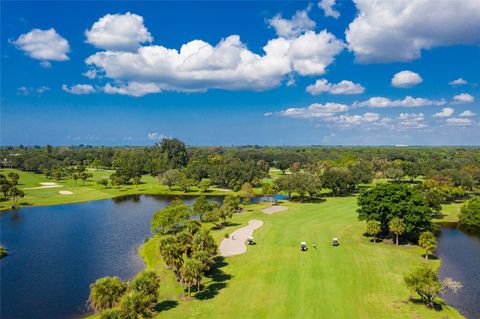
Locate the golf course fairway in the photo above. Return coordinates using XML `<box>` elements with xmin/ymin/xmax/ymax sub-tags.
<box><xmin>140</xmin><ymin>197</ymin><xmax>463</xmax><ymax>319</ymax></box>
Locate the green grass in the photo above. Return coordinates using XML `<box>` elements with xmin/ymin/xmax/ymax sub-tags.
<box><xmin>138</xmin><ymin>198</ymin><xmax>462</xmax><ymax>319</ymax></box>
<box><xmin>0</xmin><ymin>169</ymin><xmax>232</xmax><ymax>211</ymax></box>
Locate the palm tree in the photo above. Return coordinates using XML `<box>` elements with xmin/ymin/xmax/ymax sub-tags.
<box><xmin>118</xmin><ymin>290</ymin><xmax>152</xmax><ymax>318</ymax></box>
<box><xmin>389</xmin><ymin>217</ymin><xmax>406</xmax><ymax>245</ymax></box>
<box><xmin>419</xmin><ymin>231</ymin><xmax>437</xmax><ymax>259</ymax></box>
<box><xmin>10</xmin><ymin>187</ymin><xmax>24</xmax><ymax>208</ymax></box>
<box><xmin>366</xmin><ymin>220</ymin><xmax>381</xmax><ymax>243</ymax></box>
<box><xmin>88</xmin><ymin>276</ymin><xmax>126</xmax><ymax>312</ymax></box>
<box><xmin>181</xmin><ymin>258</ymin><xmax>202</xmax><ymax>297</ymax></box>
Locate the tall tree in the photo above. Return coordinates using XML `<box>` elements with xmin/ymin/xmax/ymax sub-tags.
<box><xmin>366</xmin><ymin>220</ymin><xmax>381</xmax><ymax>243</ymax></box>
<box><xmin>418</xmin><ymin>231</ymin><xmax>436</xmax><ymax>259</ymax></box>
<box><xmin>404</xmin><ymin>264</ymin><xmax>461</xmax><ymax>307</ymax></box>
<box><xmin>358</xmin><ymin>184</ymin><xmax>433</xmax><ymax>240</ymax></box>
<box><xmin>388</xmin><ymin>217</ymin><xmax>406</xmax><ymax>245</ymax></box>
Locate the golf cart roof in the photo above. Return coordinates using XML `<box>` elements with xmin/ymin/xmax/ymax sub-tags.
<box><xmin>301</xmin><ymin>242</ymin><xmax>306</xmax><ymax>245</ymax></box>
<box><xmin>333</xmin><ymin>238</ymin><xmax>338</xmax><ymax>241</ymax></box>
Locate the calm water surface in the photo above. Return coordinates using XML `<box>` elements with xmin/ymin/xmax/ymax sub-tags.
<box><xmin>0</xmin><ymin>195</ymin><xmax>219</xmax><ymax>319</ymax></box>
<box><xmin>437</xmin><ymin>227</ymin><xmax>480</xmax><ymax>319</ymax></box>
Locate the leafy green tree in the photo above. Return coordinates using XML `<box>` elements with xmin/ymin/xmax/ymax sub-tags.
<box><xmin>88</xmin><ymin>276</ymin><xmax>126</xmax><ymax>312</ymax></box>
<box><xmin>132</xmin><ymin>176</ymin><xmax>141</xmax><ymax>190</ymax></box>
<box><xmin>349</xmin><ymin>161</ymin><xmax>374</xmax><ymax>184</ymax></box>
<box><xmin>202</xmin><ymin>206</ymin><xmax>221</xmax><ymax>227</ymax></box>
<box><xmin>159</xmin><ymin>169</ymin><xmax>182</xmax><ymax>190</ymax></box>
<box><xmin>10</xmin><ymin>187</ymin><xmax>25</xmax><ymax>208</ymax></box>
<box><xmin>239</xmin><ymin>182</ymin><xmax>256</xmax><ymax>204</ymax></box>
<box><xmin>262</xmin><ymin>182</ymin><xmax>277</xmax><ymax>203</ymax></box>
<box><xmin>0</xmin><ymin>174</ymin><xmax>11</xmax><ymax>198</ymax></box>
<box><xmin>178</xmin><ymin>174</ymin><xmax>195</xmax><ymax>192</ymax></box>
<box><xmin>321</xmin><ymin>167</ymin><xmax>355</xmax><ymax>195</ymax></box>
<box><xmin>385</xmin><ymin>167</ymin><xmax>405</xmax><ymax>183</ymax></box>
<box><xmin>358</xmin><ymin>184</ymin><xmax>433</xmax><ymax>240</ymax></box>
<box><xmin>459</xmin><ymin>196</ymin><xmax>480</xmax><ymax>228</ymax></box>
<box><xmin>366</xmin><ymin>220</ymin><xmax>381</xmax><ymax>243</ymax></box>
<box><xmin>158</xmin><ymin>138</ymin><xmax>189</xmax><ymax>168</ymax></box>
<box><xmin>275</xmin><ymin>175</ymin><xmax>296</xmax><ymax>198</ymax></box>
<box><xmin>7</xmin><ymin>172</ymin><xmax>19</xmax><ymax>185</ymax></box>
<box><xmin>404</xmin><ymin>264</ymin><xmax>461</xmax><ymax>307</ymax></box>
<box><xmin>418</xmin><ymin>231</ymin><xmax>436</xmax><ymax>259</ymax></box>
<box><xmin>198</xmin><ymin>178</ymin><xmax>211</xmax><ymax>192</ymax></box>
<box><xmin>290</xmin><ymin>162</ymin><xmax>301</xmax><ymax>173</ymax></box>
<box><xmin>389</xmin><ymin>217</ymin><xmax>406</xmax><ymax>245</ymax></box>
<box><xmin>98</xmin><ymin>178</ymin><xmax>109</xmax><ymax>188</ymax></box>
<box><xmin>151</xmin><ymin>200</ymin><xmax>191</xmax><ymax>235</ymax></box>
<box><xmin>158</xmin><ymin>235</ymin><xmax>184</xmax><ymax>276</ymax></box>
<box><xmin>193</xmin><ymin>196</ymin><xmax>213</xmax><ymax>217</ymax></box>
<box><xmin>52</xmin><ymin>167</ymin><xmax>63</xmax><ymax>181</ymax></box>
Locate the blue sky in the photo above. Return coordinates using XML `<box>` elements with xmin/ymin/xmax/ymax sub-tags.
<box><xmin>1</xmin><ymin>0</ymin><xmax>479</xmax><ymax>146</ymax></box>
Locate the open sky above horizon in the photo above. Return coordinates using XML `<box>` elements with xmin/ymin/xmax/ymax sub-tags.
<box><xmin>1</xmin><ymin>0</ymin><xmax>479</xmax><ymax>146</ymax></box>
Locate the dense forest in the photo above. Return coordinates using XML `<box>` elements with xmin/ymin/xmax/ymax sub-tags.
<box><xmin>1</xmin><ymin>141</ymin><xmax>479</xmax><ymax>228</ymax></box>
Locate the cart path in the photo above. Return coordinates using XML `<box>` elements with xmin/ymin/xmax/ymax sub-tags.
<box><xmin>220</xmin><ymin>220</ymin><xmax>264</xmax><ymax>257</ymax></box>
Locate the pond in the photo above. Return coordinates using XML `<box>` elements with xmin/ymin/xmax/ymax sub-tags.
<box><xmin>0</xmin><ymin>195</ymin><xmax>220</xmax><ymax>319</ymax></box>
<box><xmin>436</xmin><ymin>226</ymin><xmax>480</xmax><ymax>319</ymax></box>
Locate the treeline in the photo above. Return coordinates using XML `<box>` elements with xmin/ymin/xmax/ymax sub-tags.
<box><xmin>2</xmin><ymin>141</ymin><xmax>479</xmax><ymax>194</ymax></box>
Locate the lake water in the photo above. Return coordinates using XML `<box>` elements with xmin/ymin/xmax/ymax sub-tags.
<box><xmin>436</xmin><ymin>226</ymin><xmax>480</xmax><ymax>319</ymax></box>
<box><xmin>0</xmin><ymin>195</ymin><xmax>220</xmax><ymax>319</ymax></box>
<box><xmin>1</xmin><ymin>195</ymin><xmax>478</xmax><ymax>319</ymax></box>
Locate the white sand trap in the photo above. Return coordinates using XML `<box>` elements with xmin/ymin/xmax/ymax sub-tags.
<box><xmin>262</xmin><ymin>205</ymin><xmax>288</xmax><ymax>214</ymax></box>
<box><xmin>59</xmin><ymin>191</ymin><xmax>73</xmax><ymax>195</ymax></box>
<box><xmin>24</xmin><ymin>182</ymin><xmax>63</xmax><ymax>190</ymax></box>
<box><xmin>220</xmin><ymin>220</ymin><xmax>264</xmax><ymax>257</ymax></box>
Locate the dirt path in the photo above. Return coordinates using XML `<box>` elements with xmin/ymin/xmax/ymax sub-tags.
<box><xmin>220</xmin><ymin>220</ymin><xmax>264</xmax><ymax>257</ymax></box>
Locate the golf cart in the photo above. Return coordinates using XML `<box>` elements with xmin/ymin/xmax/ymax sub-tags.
<box><xmin>332</xmin><ymin>238</ymin><xmax>339</xmax><ymax>246</ymax></box>
<box><xmin>246</xmin><ymin>236</ymin><xmax>255</xmax><ymax>245</ymax></box>
<box><xmin>300</xmin><ymin>242</ymin><xmax>307</xmax><ymax>251</ymax></box>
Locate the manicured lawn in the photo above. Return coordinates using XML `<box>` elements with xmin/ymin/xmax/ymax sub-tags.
<box><xmin>139</xmin><ymin>198</ymin><xmax>462</xmax><ymax>319</ymax></box>
<box><xmin>0</xmin><ymin>169</ymin><xmax>232</xmax><ymax>211</ymax></box>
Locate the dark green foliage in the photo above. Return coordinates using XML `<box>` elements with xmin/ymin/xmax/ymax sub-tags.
<box><xmin>151</xmin><ymin>199</ymin><xmax>191</xmax><ymax>235</ymax></box>
<box><xmin>459</xmin><ymin>196</ymin><xmax>480</xmax><ymax>228</ymax></box>
<box><xmin>358</xmin><ymin>184</ymin><xmax>433</xmax><ymax>240</ymax></box>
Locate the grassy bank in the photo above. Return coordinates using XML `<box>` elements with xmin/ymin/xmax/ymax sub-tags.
<box><xmin>136</xmin><ymin>198</ymin><xmax>462</xmax><ymax>319</ymax></box>
<box><xmin>0</xmin><ymin>169</ymin><xmax>233</xmax><ymax>211</ymax></box>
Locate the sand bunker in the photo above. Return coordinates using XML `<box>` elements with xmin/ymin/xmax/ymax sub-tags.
<box><xmin>59</xmin><ymin>191</ymin><xmax>73</xmax><ymax>195</ymax></box>
<box><xmin>262</xmin><ymin>205</ymin><xmax>288</xmax><ymax>214</ymax></box>
<box><xmin>220</xmin><ymin>220</ymin><xmax>264</xmax><ymax>257</ymax></box>
<box><xmin>24</xmin><ymin>182</ymin><xmax>62</xmax><ymax>190</ymax></box>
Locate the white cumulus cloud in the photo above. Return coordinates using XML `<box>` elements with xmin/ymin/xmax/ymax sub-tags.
<box><xmin>62</xmin><ymin>84</ymin><xmax>96</xmax><ymax>95</ymax></box>
<box><xmin>276</xmin><ymin>102</ymin><xmax>348</xmax><ymax>119</ymax></box>
<box><xmin>449</xmin><ymin>78</ymin><xmax>467</xmax><ymax>86</ymax></box>
<box><xmin>453</xmin><ymin>93</ymin><xmax>475</xmax><ymax>104</ymax></box>
<box><xmin>432</xmin><ymin>107</ymin><xmax>454</xmax><ymax>118</ymax></box>
<box><xmin>354</xmin><ymin>96</ymin><xmax>446</xmax><ymax>108</ymax></box>
<box><xmin>85</xmin><ymin>22</ymin><xmax>344</xmax><ymax>96</ymax></box>
<box><xmin>459</xmin><ymin>110</ymin><xmax>476</xmax><ymax>117</ymax></box>
<box><xmin>346</xmin><ymin>0</ymin><xmax>480</xmax><ymax>63</ymax></box>
<box><xmin>85</xmin><ymin>12</ymin><xmax>153</xmax><ymax>51</ymax></box>
<box><xmin>13</xmin><ymin>28</ymin><xmax>70</xmax><ymax>64</ymax></box>
<box><xmin>446</xmin><ymin>117</ymin><xmax>472</xmax><ymax>126</ymax></box>
<box><xmin>306</xmin><ymin>78</ymin><xmax>365</xmax><ymax>95</ymax></box>
<box><xmin>391</xmin><ymin>70</ymin><xmax>423</xmax><ymax>88</ymax></box>
<box><xmin>318</xmin><ymin>0</ymin><xmax>340</xmax><ymax>18</ymax></box>
<box><xmin>267</xmin><ymin>7</ymin><xmax>316</xmax><ymax>38</ymax></box>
